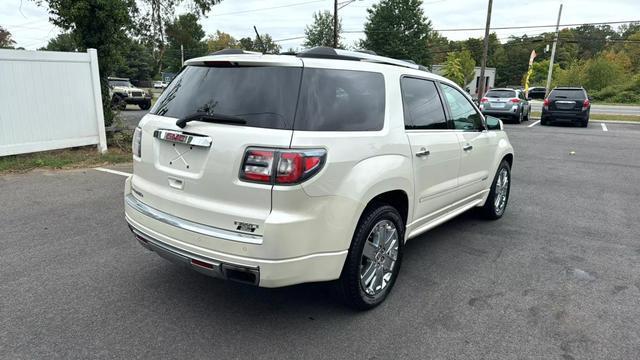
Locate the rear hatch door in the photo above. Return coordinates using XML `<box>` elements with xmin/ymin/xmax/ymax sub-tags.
<box><xmin>131</xmin><ymin>56</ymin><xmax>303</xmax><ymax>236</ymax></box>
<box><xmin>485</xmin><ymin>90</ymin><xmax>516</xmax><ymax>110</ymax></box>
<box><xmin>549</xmin><ymin>89</ymin><xmax>585</xmax><ymax>112</ymax></box>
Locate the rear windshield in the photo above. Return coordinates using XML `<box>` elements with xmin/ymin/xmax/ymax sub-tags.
<box><xmin>549</xmin><ymin>89</ymin><xmax>586</xmax><ymax>100</ymax></box>
<box><xmin>151</xmin><ymin>65</ymin><xmax>385</xmax><ymax>131</ymax></box>
<box><xmin>485</xmin><ymin>90</ymin><xmax>516</xmax><ymax>98</ymax></box>
<box><xmin>151</xmin><ymin>66</ymin><xmax>302</xmax><ymax>129</ymax></box>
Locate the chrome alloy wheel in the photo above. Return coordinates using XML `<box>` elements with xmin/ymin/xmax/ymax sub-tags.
<box><xmin>359</xmin><ymin>220</ymin><xmax>399</xmax><ymax>296</ymax></box>
<box><xmin>494</xmin><ymin>167</ymin><xmax>509</xmax><ymax>214</ymax></box>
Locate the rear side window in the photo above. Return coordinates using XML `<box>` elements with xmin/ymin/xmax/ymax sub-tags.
<box><xmin>550</xmin><ymin>89</ymin><xmax>586</xmax><ymax>100</ymax></box>
<box><xmin>151</xmin><ymin>66</ymin><xmax>302</xmax><ymax>129</ymax></box>
<box><xmin>295</xmin><ymin>69</ymin><xmax>385</xmax><ymax>131</ymax></box>
<box><xmin>486</xmin><ymin>90</ymin><xmax>516</xmax><ymax>98</ymax></box>
<box><xmin>400</xmin><ymin>77</ymin><xmax>447</xmax><ymax>129</ymax></box>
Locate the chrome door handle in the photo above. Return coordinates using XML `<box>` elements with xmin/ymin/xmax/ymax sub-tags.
<box><xmin>415</xmin><ymin>148</ymin><xmax>430</xmax><ymax>157</ymax></box>
<box><xmin>463</xmin><ymin>144</ymin><xmax>473</xmax><ymax>151</ymax></box>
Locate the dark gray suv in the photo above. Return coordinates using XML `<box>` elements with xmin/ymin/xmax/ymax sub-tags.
<box><xmin>541</xmin><ymin>87</ymin><xmax>590</xmax><ymax>127</ymax></box>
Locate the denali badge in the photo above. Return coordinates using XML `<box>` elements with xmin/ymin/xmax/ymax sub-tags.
<box><xmin>234</xmin><ymin>221</ymin><xmax>259</xmax><ymax>233</ymax></box>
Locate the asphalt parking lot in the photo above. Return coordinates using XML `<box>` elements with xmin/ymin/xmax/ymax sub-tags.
<box><xmin>1</xmin><ymin>120</ymin><xmax>639</xmax><ymax>359</ymax></box>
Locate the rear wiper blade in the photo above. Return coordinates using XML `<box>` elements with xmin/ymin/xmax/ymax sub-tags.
<box><xmin>176</xmin><ymin>112</ymin><xmax>246</xmax><ymax>128</ymax></box>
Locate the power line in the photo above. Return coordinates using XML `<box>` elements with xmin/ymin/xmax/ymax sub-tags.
<box><xmin>343</xmin><ymin>19</ymin><xmax>640</xmax><ymax>33</ymax></box>
<box><xmin>212</xmin><ymin>0</ymin><xmax>327</xmax><ymax>16</ymax></box>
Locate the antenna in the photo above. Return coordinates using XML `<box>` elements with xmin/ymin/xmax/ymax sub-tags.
<box><xmin>253</xmin><ymin>25</ymin><xmax>266</xmax><ymax>53</ymax></box>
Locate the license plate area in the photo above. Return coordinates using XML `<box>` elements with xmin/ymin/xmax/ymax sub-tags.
<box><xmin>491</xmin><ymin>102</ymin><xmax>506</xmax><ymax>108</ymax></box>
<box><xmin>154</xmin><ymin>129</ymin><xmax>212</xmax><ymax>175</ymax></box>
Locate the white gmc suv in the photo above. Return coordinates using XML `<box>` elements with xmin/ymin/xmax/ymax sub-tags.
<box><xmin>124</xmin><ymin>47</ymin><xmax>514</xmax><ymax>309</ymax></box>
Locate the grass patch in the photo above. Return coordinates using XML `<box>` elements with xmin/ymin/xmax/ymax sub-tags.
<box><xmin>0</xmin><ymin>147</ymin><xmax>132</xmax><ymax>174</ymax></box>
<box><xmin>530</xmin><ymin>111</ymin><xmax>640</xmax><ymax>122</ymax></box>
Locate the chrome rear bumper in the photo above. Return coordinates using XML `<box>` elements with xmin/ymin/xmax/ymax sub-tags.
<box><xmin>127</xmin><ymin>220</ymin><xmax>260</xmax><ymax>286</ymax></box>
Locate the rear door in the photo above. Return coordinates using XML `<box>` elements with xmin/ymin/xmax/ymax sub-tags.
<box><xmin>401</xmin><ymin>77</ymin><xmax>462</xmax><ymax>224</ymax></box>
<box><xmin>485</xmin><ymin>89</ymin><xmax>516</xmax><ymax>111</ymax></box>
<box><xmin>440</xmin><ymin>83</ymin><xmax>496</xmax><ymax>200</ymax></box>
<box><xmin>132</xmin><ymin>60</ymin><xmax>303</xmax><ymax>235</ymax></box>
<box><xmin>548</xmin><ymin>89</ymin><xmax>585</xmax><ymax>112</ymax></box>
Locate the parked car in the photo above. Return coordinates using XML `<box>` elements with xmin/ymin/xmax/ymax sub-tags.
<box><xmin>124</xmin><ymin>47</ymin><xmax>514</xmax><ymax>309</ymax></box>
<box><xmin>479</xmin><ymin>88</ymin><xmax>531</xmax><ymax>123</ymax></box>
<box><xmin>108</xmin><ymin>77</ymin><xmax>152</xmax><ymax>110</ymax></box>
<box><xmin>541</xmin><ymin>87</ymin><xmax>591</xmax><ymax>127</ymax></box>
<box><xmin>153</xmin><ymin>81</ymin><xmax>168</xmax><ymax>89</ymax></box>
<box><xmin>527</xmin><ymin>87</ymin><xmax>546</xmax><ymax>100</ymax></box>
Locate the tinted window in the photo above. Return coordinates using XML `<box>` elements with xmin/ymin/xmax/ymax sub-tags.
<box><xmin>109</xmin><ymin>80</ymin><xmax>133</xmax><ymax>87</ymax></box>
<box><xmin>549</xmin><ymin>89</ymin><xmax>586</xmax><ymax>100</ymax></box>
<box><xmin>295</xmin><ymin>69</ymin><xmax>385</xmax><ymax>131</ymax></box>
<box><xmin>400</xmin><ymin>77</ymin><xmax>447</xmax><ymax>129</ymax></box>
<box><xmin>442</xmin><ymin>84</ymin><xmax>484</xmax><ymax>131</ymax></box>
<box><xmin>486</xmin><ymin>90</ymin><xmax>516</xmax><ymax>98</ymax></box>
<box><xmin>151</xmin><ymin>66</ymin><xmax>302</xmax><ymax>129</ymax></box>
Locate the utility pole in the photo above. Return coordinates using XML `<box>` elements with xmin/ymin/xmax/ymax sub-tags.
<box><xmin>180</xmin><ymin>44</ymin><xmax>184</xmax><ymax>67</ymax></box>
<box><xmin>545</xmin><ymin>4</ymin><xmax>563</xmax><ymax>96</ymax></box>
<box><xmin>477</xmin><ymin>0</ymin><xmax>493</xmax><ymax>100</ymax></box>
<box><xmin>333</xmin><ymin>0</ymin><xmax>339</xmax><ymax>48</ymax></box>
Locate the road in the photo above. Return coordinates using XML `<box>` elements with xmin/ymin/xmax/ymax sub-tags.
<box><xmin>2</xmin><ymin>121</ymin><xmax>640</xmax><ymax>359</ymax></box>
<box><xmin>530</xmin><ymin>101</ymin><xmax>640</xmax><ymax>116</ymax></box>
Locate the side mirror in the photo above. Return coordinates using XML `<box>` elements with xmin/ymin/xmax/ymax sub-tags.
<box><xmin>485</xmin><ymin>115</ymin><xmax>503</xmax><ymax>131</ymax></box>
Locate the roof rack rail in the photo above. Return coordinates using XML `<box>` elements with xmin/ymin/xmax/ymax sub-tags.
<box><xmin>296</xmin><ymin>47</ymin><xmax>420</xmax><ymax>70</ymax></box>
<box><xmin>209</xmin><ymin>48</ymin><xmax>262</xmax><ymax>55</ymax></box>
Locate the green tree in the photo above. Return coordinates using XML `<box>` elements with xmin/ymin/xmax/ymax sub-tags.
<box><xmin>113</xmin><ymin>38</ymin><xmax>156</xmax><ymax>80</ymax></box>
<box><xmin>623</xmin><ymin>32</ymin><xmax>640</xmax><ymax>71</ymax></box>
<box><xmin>137</xmin><ymin>0</ymin><xmax>223</xmax><ymax>73</ymax></box>
<box><xmin>243</xmin><ymin>34</ymin><xmax>281</xmax><ymax>54</ymax></box>
<box><xmin>35</xmin><ymin>0</ymin><xmax>138</xmax><ymax>127</ymax></box>
<box><xmin>164</xmin><ymin>13</ymin><xmax>207</xmax><ymax>72</ymax></box>
<box><xmin>361</xmin><ymin>0</ymin><xmax>434</xmax><ymax>66</ymax></box>
<box><xmin>571</xmin><ymin>24</ymin><xmax>618</xmax><ymax>59</ymax></box>
<box><xmin>0</xmin><ymin>26</ymin><xmax>16</xmax><ymax>48</ymax></box>
<box><xmin>41</xmin><ymin>32</ymin><xmax>79</xmax><ymax>51</ymax></box>
<box><xmin>206</xmin><ymin>30</ymin><xmax>237</xmax><ymax>52</ymax></box>
<box><xmin>303</xmin><ymin>10</ymin><xmax>343</xmax><ymax>48</ymax></box>
<box><xmin>441</xmin><ymin>53</ymin><xmax>465</xmax><ymax>86</ymax></box>
<box><xmin>457</xmin><ymin>50</ymin><xmax>476</xmax><ymax>85</ymax></box>
<box><xmin>582</xmin><ymin>55</ymin><xmax>625</xmax><ymax>91</ymax></box>
<box><xmin>440</xmin><ymin>50</ymin><xmax>475</xmax><ymax>87</ymax></box>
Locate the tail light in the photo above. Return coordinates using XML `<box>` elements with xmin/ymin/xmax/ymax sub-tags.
<box><xmin>480</xmin><ymin>97</ymin><xmax>489</xmax><ymax>103</ymax></box>
<box><xmin>543</xmin><ymin>98</ymin><xmax>550</xmax><ymax>107</ymax></box>
<box><xmin>132</xmin><ymin>127</ymin><xmax>142</xmax><ymax>158</ymax></box>
<box><xmin>582</xmin><ymin>99</ymin><xmax>590</xmax><ymax>110</ymax></box>
<box><xmin>240</xmin><ymin>147</ymin><xmax>326</xmax><ymax>185</ymax></box>
<box><xmin>510</xmin><ymin>98</ymin><xmax>520</xmax><ymax>103</ymax></box>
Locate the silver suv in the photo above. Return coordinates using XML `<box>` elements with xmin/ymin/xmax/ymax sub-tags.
<box><xmin>124</xmin><ymin>47</ymin><xmax>514</xmax><ymax>309</ymax></box>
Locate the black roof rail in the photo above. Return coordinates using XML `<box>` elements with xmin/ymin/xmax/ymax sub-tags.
<box><xmin>296</xmin><ymin>47</ymin><xmax>421</xmax><ymax>70</ymax></box>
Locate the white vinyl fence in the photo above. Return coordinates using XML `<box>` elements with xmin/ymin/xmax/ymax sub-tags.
<box><xmin>0</xmin><ymin>48</ymin><xmax>107</xmax><ymax>156</ymax></box>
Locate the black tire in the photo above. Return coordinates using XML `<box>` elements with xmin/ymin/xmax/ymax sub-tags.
<box><xmin>111</xmin><ymin>95</ymin><xmax>126</xmax><ymax>110</ymax></box>
<box><xmin>581</xmin><ymin>118</ymin><xmax>589</xmax><ymax>127</ymax></box>
<box><xmin>541</xmin><ymin>118</ymin><xmax>549</xmax><ymax>126</ymax></box>
<box><xmin>515</xmin><ymin>110</ymin><xmax>523</xmax><ymax>124</ymax></box>
<box><xmin>139</xmin><ymin>101</ymin><xmax>151</xmax><ymax>110</ymax></box>
<box><xmin>338</xmin><ymin>202</ymin><xmax>404</xmax><ymax>310</ymax></box>
<box><xmin>479</xmin><ymin>160</ymin><xmax>511</xmax><ymax>220</ymax></box>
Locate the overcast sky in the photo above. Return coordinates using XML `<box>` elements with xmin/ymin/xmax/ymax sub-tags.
<box><xmin>1</xmin><ymin>0</ymin><xmax>638</xmax><ymax>51</ymax></box>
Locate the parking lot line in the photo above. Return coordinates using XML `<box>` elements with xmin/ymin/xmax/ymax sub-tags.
<box><xmin>528</xmin><ymin>120</ymin><xmax>540</xmax><ymax>128</ymax></box>
<box><xmin>601</xmin><ymin>123</ymin><xmax>608</xmax><ymax>132</ymax></box>
<box><xmin>94</xmin><ymin>167</ymin><xmax>132</xmax><ymax>177</ymax></box>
